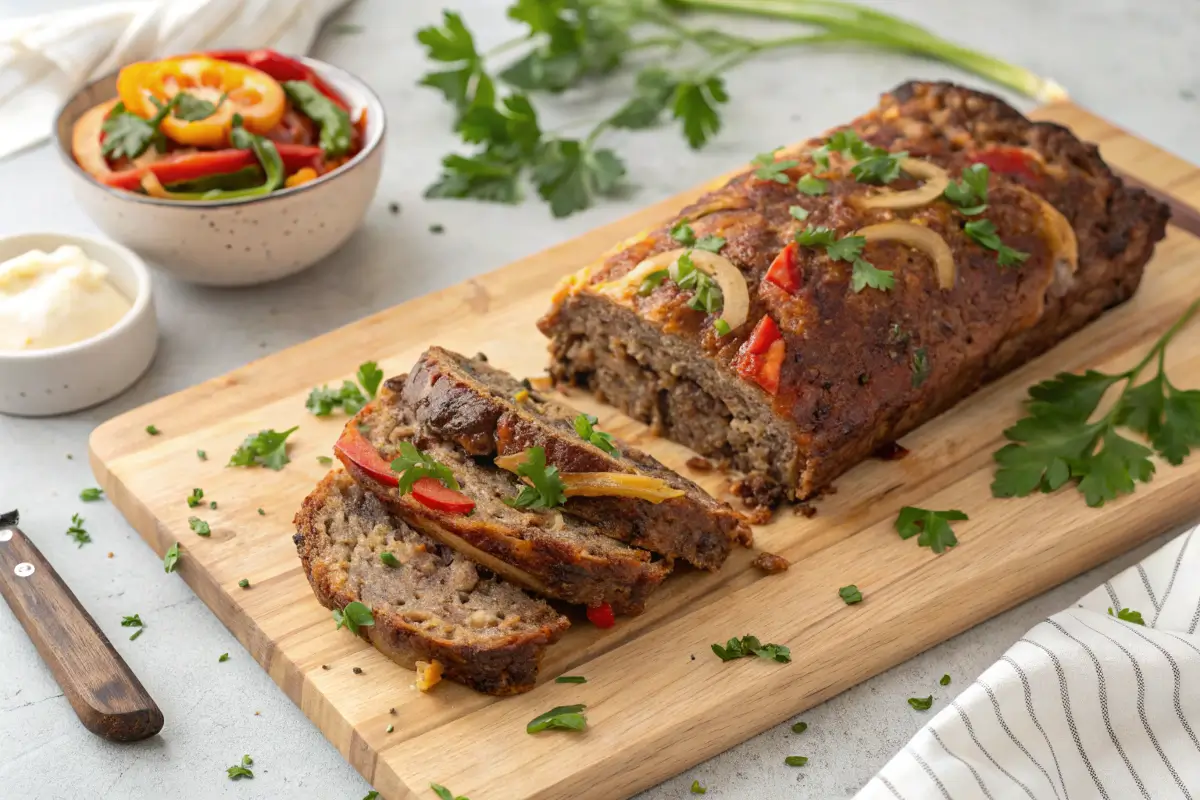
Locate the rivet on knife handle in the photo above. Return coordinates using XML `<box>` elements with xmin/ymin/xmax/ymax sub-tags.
<box><xmin>0</xmin><ymin>510</ymin><xmax>164</xmax><ymax>742</ymax></box>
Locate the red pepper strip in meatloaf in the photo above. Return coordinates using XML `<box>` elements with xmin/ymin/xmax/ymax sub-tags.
<box><xmin>294</xmin><ymin>470</ymin><xmax>569</xmax><ymax>695</ymax></box>
<box><xmin>338</xmin><ymin>390</ymin><xmax>669</xmax><ymax>615</ymax></box>
<box><xmin>539</xmin><ymin>81</ymin><xmax>1170</xmax><ymax>505</ymax></box>
<box><xmin>398</xmin><ymin>347</ymin><xmax>752</xmax><ymax>571</ymax></box>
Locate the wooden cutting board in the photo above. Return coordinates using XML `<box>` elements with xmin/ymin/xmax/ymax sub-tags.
<box><xmin>91</xmin><ymin>102</ymin><xmax>1200</xmax><ymax>800</ymax></box>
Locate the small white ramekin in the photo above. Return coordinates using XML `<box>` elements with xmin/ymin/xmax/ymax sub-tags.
<box><xmin>0</xmin><ymin>232</ymin><xmax>157</xmax><ymax>416</ymax></box>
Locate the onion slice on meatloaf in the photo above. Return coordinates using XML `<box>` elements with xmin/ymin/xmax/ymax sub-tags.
<box><xmin>398</xmin><ymin>347</ymin><xmax>752</xmax><ymax>570</ymax></box>
<box><xmin>294</xmin><ymin>470</ymin><xmax>569</xmax><ymax>695</ymax></box>
<box><xmin>337</xmin><ymin>388</ymin><xmax>670</xmax><ymax>615</ymax></box>
<box><xmin>538</xmin><ymin>81</ymin><xmax>1170</xmax><ymax>505</ymax></box>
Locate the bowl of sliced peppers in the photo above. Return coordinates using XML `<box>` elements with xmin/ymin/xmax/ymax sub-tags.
<box><xmin>54</xmin><ymin>50</ymin><xmax>385</xmax><ymax>286</ymax></box>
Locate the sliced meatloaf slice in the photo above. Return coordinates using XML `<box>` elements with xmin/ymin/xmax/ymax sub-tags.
<box><xmin>294</xmin><ymin>470</ymin><xmax>569</xmax><ymax>695</ymax></box>
<box><xmin>337</xmin><ymin>389</ymin><xmax>670</xmax><ymax>615</ymax></box>
<box><xmin>539</xmin><ymin>81</ymin><xmax>1169</xmax><ymax>505</ymax></box>
<box><xmin>398</xmin><ymin>347</ymin><xmax>752</xmax><ymax>570</ymax></box>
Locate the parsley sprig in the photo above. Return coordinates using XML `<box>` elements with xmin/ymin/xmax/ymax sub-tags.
<box><xmin>229</xmin><ymin>428</ymin><xmax>298</xmax><ymax>471</ymax></box>
<box><xmin>796</xmin><ymin>225</ymin><xmax>892</xmax><ymax>293</ymax></box>
<box><xmin>390</xmin><ymin>442</ymin><xmax>460</xmax><ymax>494</ymax></box>
<box><xmin>943</xmin><ymin>163</ymin><xmax>989</xmax><ymax>215</ymax></box>
<box><xmin>711</xmin><ymin>634</ymin><xmax>791</xmax><ymax>663</ymax></box>
<box><xmin>895</xmin><ymin>507</ymin><xmax>968</xmax><ymax>553</ymax></box>
<box><xmin>574</xmin><ymin>413</ymin><xmax>621</xmax><ymax>456</ymax></box>
<box><xmin>637</xmin><ymin>251</ymin><xmax>725</xmax><ymax>326</ymax></box>
<box><xmin>101</xmin><ymin>97</ymin><xmax>179</xmax><ymax>160</ymax></box>
<box><xmin>507</xmin><ymin>446</ymin><xmax>567</xmax><ymax>509</ymax></box>
<box><xmin>333</xmin><ymin>601</ymin><xmax>375</xmax><ymax>634</ymax></box>
<box><xmin>993</xmin><ymin>299</ymin><xmax>1200</xmax><ymax>507</ymax></box>
<box><xmin>306</xmin><ymin>361</ymin><xmax>384</xmax><ymax>416</ymax></box>
<box><xmin>1108</xmin><ymin>607</ymin><xmax>1145</xmax><ymax>625</ymax></box>
<box><xmin>418</xmin><ymin>3</ymin><xmax>1062</xmax><ymax>218</ymax></box>
<box><xmin>811</xmin><ymin>129</ymin><xmax>906</xmax><ymax>184</ymax></box>
<box><xmin>671</xmin><ymin>219</ymin><xmax>726</xmax><ymax>252</ymax></box>
<box><xmin>964</xmin><ymin>219</ymin><xmax>1028</xmax><ymax>267</ymax></box>
<box><xmin>752</xmin><ymin>149</ymin><xmax>799</xmax><ymax>184</ymax></box>
<box><xmin>66</xmin><ymin>513</ymin><xmax>91</xmax><ymax>547</ymax></box>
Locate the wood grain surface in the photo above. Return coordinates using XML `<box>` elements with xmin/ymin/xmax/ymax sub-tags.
<box><xmin>90</xmin><ymin>102</ymin><xmax>1200</xmax><ymax>799</ymax></box>
<box><xmin>0</xmin><ymin>514</ymin><xmax>164</xmax><ymax>742</ymax></box>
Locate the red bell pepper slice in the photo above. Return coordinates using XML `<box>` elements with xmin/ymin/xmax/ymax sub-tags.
<box><xmin>744</xmin><ymin>315</ymin><xmax>782</xmax><ymax>355</ymax></box>
<box><xmin>755</xmin><ymin>339</ymin><xmax>786</xmax><ymax>395</ymax></box>
<box><xmin>765</xmin><ymin>241</ymin><xmax>800</xmax><ymax>294</ymax></box>
<box><xmin>970</xmin><ymin>146</ymin><xmax>1041</xmax><ymax>183</ymax></box>
<box><xmin>102</xmin><ymin>145</ymin><xmax>323</xmax><ymax>191</ymax></box>
<box><xmin>586</xmin><ymin>603</ymin><xmax>616</xmax><ymax>628</ymax></box>
<box><xmin>733</xmin><ymin>316</ymin><xmax>786</xmax><ymax>394</ymax></box>
<box><xmin>411</xmin><ymin>477</ymin><xmax>476</xmax><ymax>515</ymax></box>
<box><xmin>243</xmin><ymin>49</ymin><xmax>349</xmax><ymax>111</ymax></box>
<box><xmin>334</xmin><ymin>424</ymin><xmax>398</xmax><ymax>487</ymax></box>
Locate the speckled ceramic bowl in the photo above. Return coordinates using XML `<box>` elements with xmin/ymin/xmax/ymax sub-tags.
<box><xmin>53</xmin><ymin>57</ymin><xmax>385</xmax><ymax>287</ymax></box>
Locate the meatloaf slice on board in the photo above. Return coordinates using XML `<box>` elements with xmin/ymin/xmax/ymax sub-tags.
<box><xmin>294</xmin><ymin>470</ymin><xmax>569</xmax><ymax>695</ymax></box>
<box><xmin>337</xmin><ymin>390</ymin><xmax>669</xmax><ymax>615</ymax></box>
<box><xmin>539</xmin><ymin>81</ymin><xmax>1169</xmax><ymax>505</ymax></box>
<box><xmin>398</xmin><ymin>347</ymin><xmax>752</xmax><ymax>570</ymax></box>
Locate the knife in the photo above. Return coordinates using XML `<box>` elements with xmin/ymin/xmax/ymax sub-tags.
<box><xmin>0</xmin><ymin>510</ymin><xmax>163</xmax><ymax>741</ymax></box>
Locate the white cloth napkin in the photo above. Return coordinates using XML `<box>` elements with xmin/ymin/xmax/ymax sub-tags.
<box><xmin>0</xmin><ymin>0</ymin><xmax>349</xmax><ymax>160</ymax></box>
<box><xmin>858</xmin><ymin>527</ymin><xmax>1200</xmax><ymax>799</ymax></box>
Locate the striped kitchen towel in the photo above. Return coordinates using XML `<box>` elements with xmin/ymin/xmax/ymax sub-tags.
<box><xmin>858</xmin><ymin>527</ymin><xmax>1200</xmax><ymax>799</ymax></box>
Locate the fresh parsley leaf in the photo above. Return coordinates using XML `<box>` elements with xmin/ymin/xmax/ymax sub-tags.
<box><xmin>574</xmin><ymin>413</ymin><xmax>621</xmax><ymax>456</ymax></box>
<box><xmin>219</xmin><ymin>653</ymin><xmax>230</xmax><ymax>663</ymax></box>
<box><xmin>673</xmin><ymin>76</ymin><xmax>729</xmax><ymax>149</ymax></box>
<box><xmin>711</xmin><ymin>634</ymin><xmax>791</xmax><ymax>663</ymax></box>
<box><xmin>163</xmin><ymin>542</ymin><xmax>180</xmax><ymax>573</ymax></box>
<box><xmin>188</xmin><ymin>517</ymin><xmax>211</xmax><ymax>537</ymax></box>
<box><xmin>121</xmin><ymin>614</ymin><xmax>143</xmax><ymax>628</ymax></box>
<box><xmin>638</xmin><ymin>269</ymin><xmax>669</xmax><ymax>296</ymax></box>
<box><xmin>785</xmin><ymin>756</ymin><xmax>809</xmax><ymax>767</ymax></box>
<box><xmin>826</xmin><ymin>235</ymin><xmax>865</xmax><ymax>262</ymax></box>
<box><xmin>911</xmin><ymin>348</ymin><xmax>930</xmax><ymax>387</ymax></box>
<box><xmin>795</xmin><ymin>226</ymin><xmax>837</xmax><ymax>248</ymax></box>
<box><xmin>256</xmin><ymin>508</ymin><xmax>265</xmax><ymax>516</ymax></box>
<box><xmin>851</xmin><ymin>259</ymin><xmax>895</xmax><ymax>292</ymax></box>
<box><xmin>332</xmin><ymin>601</ymin><xmax>375</xmax><ymax>635</ymax></box>
<box><xmin>838</xmin><ymin>585</ymin><xmax>863</xmax><ymax>604</ymax></box>
<box><xmin>80</xmin><ymin>487</ymin><xmax>104</xmax><ymax>502</ymax></box>
<box><xmin>670</xmin><ymin>219</ymin><xmax>696</xmax><ymax>246</ymax></box>
<box><xmin>1108</xmin><ymin>607</ymin><xmax>1146</xmax><ymax>625</ymax></box>
<box><xmin>791</xmin><ymin>721</ymin><xmax>808</xmax><ymax>734</ymax></box>
<box><xmin>186</xmin><ymin>488</ymin><xmax>204</xmax><ymax>508</ymax></box>
<box><xmin>173</xmin><ymin>92</ymin><xmax>218</xmax><ymax>122</ymax></box>
<box><xmin>943</xmin><ymin>163</ymin><xmax>989</xmax><ymax>215</ymax></box>
<box><xmin>306</xmin><ymin>375</ymin><xmax>372</xmax><ymax>416</ymax></box>
<box><xmin>242</xmin><ymin>755</ymin><xmax>253</xmax><ymax>767</ymax></box>
<box><xmin>228</xmin><ymin>427</ymin><xmax>298</xmax><ymax>471</ymax></box>
<box><xmin>530</xmin><ymin>138</ymin><xmax>625</xmax><ymax>218</ymax></box>
<box><xmin>895</xmin><ymin>507</ymin><xmax>968</xmax><ymax>554</ymax></box>
<box><xmin>850</xmin><ymin>150</ymin><xmax>908</xmax><ymax>185</ymax></box>
<box><xmin>908</xmin><ymin>695</ymin><xmax>934</xmax><ymax>711</ymax></box>
<box><xmin>788</xmin><ymin>205</ymin><xmax>810</xmax><ymax>221</ymax></box>
<box><xmin>795</xmin><ymin>174</ymin><xmax>827</xmax><ymax>196</ymax></box>
<box><xmin>416</xmin><ymin>11</ymin><xmax>490</xmax><ymax>113</ymax></box>
<box><xmin>101</xmin><ymin>96</ymin><xmax>179</xmax><ymax>160</ymax></box>
<box><xmin>426</xmin><ymin>151</ymin><xmax>524</xmax><ymax>204</ymax></box>
<box><xmin>430</xmin><ymin>785</ymin><xmax>468</xmax><ymax>800</ymax></box>
<box><xmin>691</xmin><ymin>780</ymin><xmax>707</xmax><ymax>794</ymax></box>
<box><xmin>500</xmin><ymin>0</ymin><xmax>627</xmax><ymax>92</ymax></box>
<box><xmin>812</xmin><ymin>129</ymin><xmax>878</xmax><ymax>170</ymax></box>
<box><xmin>391</xmin><ymin>442</ymin><xmax>460</xmax><ymax>494</ymax></box>
<box><xmin>66</xmin><ymin>513</ymin><xmax>91</xmax><ymax>547</ymax></box>
<box><xmin>670</xmin><ymin>251</ymin><xmax>724</xmax><ymax>314</ymax></box>
<box><xmin>797</xmin><ymin>226</ymin><xmax>891</xmax><ymax>292</ymax></box>
<box><xmin>610</xmin><ymin>67</ymin><xmax>678</xmax><ymax>130</ymax></box>
<box><xmin>209</xmin><ymin>500</ymin><xmax>217</xmax><ymax>510</ymax></box>
<box><xmin>940</xmin><ymin>674</ymin><xmax>951</xmax><ymax>686</ymax></box>
<box><xmin>507</xmin><ymin>446</ymin><xmax>566</xmax><ymax>509</ymax></box>
<box><xmin>752</xmin><ymin>149</ymin><xmax>799</xmax><ymax>184</ymax></box>
<box><xmin>694</xmin><ymin>235</ymin><xmax>726</xmax><ymax>253</ymax></box>
<box><xmin>527</xmin><ymin>704</ymin><xmax>588</xmax><ymax>733</ymax></box>
<box><xmin>238</xmin><ymin>578</ymin><xmax>251</xmax><ymax>589</ymax></box>
<box><xmin>226</xmin><ymin>764</ymin><xmax>254</xmax><ymax>780</ymax></box>
<box><xmin>555</xmin><ymin>675</ymin><xmax>587</xmax><ymax>684</ymax></box>
<box><xmin>357</xmin><ymin>362</ymin><xmax>383</xmax><ymax>399</ymax></box>
<box><xmin>146</xmin><ymin>425</ymin><xmax>160</xmax><ymax>436</ymax></box>
<box><xmin>963</xmin><ymin>219</ymin><xmax>1029</xmax><ymax>267</ymax></box>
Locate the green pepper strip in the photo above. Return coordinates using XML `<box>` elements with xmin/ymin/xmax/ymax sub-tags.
<box><xmin>151</xmin><ymin>120</ymin><xmax>284</xmax><ymax>201</ymax></box>
<box><xmin>165</xmin><ymin>166</ymin><xmax>264</xmax><ymax>194</ymax></box>
<box><xmin>283</xmin><ymin>80</ymin><xmax>352</xmax><ymax>158</ymax></box>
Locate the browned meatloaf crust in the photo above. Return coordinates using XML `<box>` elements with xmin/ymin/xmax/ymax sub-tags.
<box><xmin>339</xmin><ymin>389</ymin><xmax>670</xmax><ymax>615</ymax></box>
<box><xmin>539</xmin><ymin>81</ymin><xmax>1170</xmax><ymax>505</ymax></box>
<box><xmin>399</xmin><ymin>347</ymin><xmax>752</xmax><ymax>570</ymax></box>
<box><xmin>293</xmin><ymin>470</ymin><xmax>569</xmax><ymax>695</ymax></box>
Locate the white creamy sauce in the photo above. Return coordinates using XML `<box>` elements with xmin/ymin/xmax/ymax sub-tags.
<box><xmin>0</xmin><ymin>245</ymin><xmax>132</xmax><ymax>351</ymax></box>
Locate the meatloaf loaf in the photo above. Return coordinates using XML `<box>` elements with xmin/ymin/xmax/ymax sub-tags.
<box><xmin>399</xmin><ymin>347</ymin><xmax>752</xmax><ymax>570</ymax></box>
<box><xmin>337</xmin><ymin>389</ymin><xmax>670</xmax><ymax>615</ymax></box>
<box><xmin>539</xmin><ymin>81</ymin><xmax>1169</xmax><ymax>504</ymax></box>
<box><xmin>294</xmin><ymin>470</ymin><xmax>569</xmax><ymax>695</ymax></box>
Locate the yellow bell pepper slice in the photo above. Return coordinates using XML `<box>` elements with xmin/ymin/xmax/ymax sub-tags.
<box><xmin>116</xmin><ymin>56</ymin><xmax>285</xmax><ymax>148</ymax></box>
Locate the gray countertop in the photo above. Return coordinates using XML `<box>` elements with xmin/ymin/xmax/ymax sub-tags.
<box><xmin>1</xmin><ymin>1</ymin><xmax>1198</xmax><ymax>797</ymax></box>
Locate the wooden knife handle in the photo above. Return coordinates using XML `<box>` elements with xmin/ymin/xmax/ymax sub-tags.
<box><xmin>0</xmin><ymin>516</ymin><xmax>164</xmax><ymax>742</ymax></box>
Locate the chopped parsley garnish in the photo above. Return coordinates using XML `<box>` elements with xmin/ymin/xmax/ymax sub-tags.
<box><xmin>943</xmin><ymin>163</ymin><xmax>989</xmax><ymax>215</ymax></box>
<box><xmin>209</xmin><ymin>501</ymin><xmax>217</xmax><ymax>510</ymax></box>
<box><xmin>751</xmin><ymin>149</ymin><xmax>799</xmax><ymax>184</ymax></box>
<box><xmin>911</xmin><ymin>348</ymin><xmax>930</xmax><ymax>387</ymax></box>
<box><xmin>386</xmin><ymin>724</ymin><xmax>394</xmax><ymax>733</ymax></box>
<box><xmin>711</xmin><ymin>634</ymin><xmax>791</xmax><ymax>663</ymax></box>
<box><xmin>173</xmin><ymin>91</ymin><xmax>219</xmax><ymax>122</ymax></box>
<box><xmin>380</xmin><ymin>552</ymin><xmax>401</xmax><ymax>568</ymax></box>
<box><xmin>507</xmin><ymin>446</ymin><xmax>566</xmax><ymax>509</ymax></box>
<box><xmin>895</xmin><ymin>507</ymin><xmax>968</xmax><ymax>554</ymax></box>
<box><xmin>219</xmin><ymin>653</ymin><xmax>230</xmax><ymax>663</ymax></box>
<box><xmin>795</xmin><ymin>174</ymin><xmax>827</xmax><ymax>196</ymax></box>
<box><xmin>555</xmin><ymin>675</ymin><xmax>587</xmax><ymax>684</ymax></box>
<box><xmin>992</xmin><ymin>299</ymin><xmax>1200</xmax><ymax>507</ymax></box>
<box><xmin>391</xmin><ymin>441</ymin><xmax>460</xmax><ymax>494</ymax></box>
<box><xmin>129</xmin><ymin>628</ymin><xmax>144</xmax><ymax>641</ymax></box>
<box><xmin>527</xmin><ymin>704</ymin><xmax>587</xmax><ymax>734</ymax></box>
<box><xmin>357</xmin><ymin>361</ymin><xmax>384</xmax><ymax>398</ymax></box>
<box><xmin>238</xmin><ymin>578</ymin><xmax>250</xmax><ymax>589</ymax></box>
<box><xmin>431</xmin><ymin>784</ymin><xmax>469</xmax><ymax>800</ymax></box>
<box><xmin>785</xmin><ymin>756</ymin><xmax>809</xmax><ymax>767</ymax></box>
<box><xmin>228</xmin><ymin>427</ymin><xmax>298</xmax><ymax>471</ymax></box>
<box><xmin>574</xmin><ymin>413</ymin><xmax>621</xmax><ymax>456</ymax></box>
<box><xmin>713</xmin><ymin>318</ymin><xmax>732</xmax><ymax>336</ymax></box>
<box><xmin>940</xmin><ymin>674</ymin><xmax>951</xmax><ymax>686</ymax></box>
<box><xmin>695</xmin><ymin>235</ymin><xmax>726</xmax><ymax>253</ymax></box>
<box><xmin>66</xmin><ymin>514</ymin><xmax>91</xmax><ymax>547</ymax></box>
<box><xmin>365</xmin><ymin>792</ymin><xmax>382</xmax><ymax>800</ymax></box>
<box><xmin>670</xmin><ymin>219</ymin><xmax>695</xmax><ymax>245</ymax></box>
<box><xmin>908</xmin><ymin>695</ymin><xmax>934</xmax><ymax>711</ymax></box>
<box><xmin>146</xmin><ymin>425</ymin><xmax>160</xmax><ymax>436</ymax></box>
<box><xmin>638</xmin><ymin>269</ymin><xmax>669</xmax><ymax>296</ymax></box>
<box><xmin>186</xmin><ymin>488</ymin><xmax>205</xmax><ymax>508</ymax></box>
<box><xmin>188</xmin><ymin>517</ymin><xmax>211</xmax><ymax>537</ymax></box>
<box><xmin>672</xmin><ymin>251</ymin><xmax>724</xmax><ymax>314</ymax></box>
<box><xmin>197</xmin><ymin>450</ymin><xmax>207</xmax><ymax>461</ymax></box>
<box><xmin>1108</xmin><ymin>607</ymin><xmax>1146</xmax><ymax>625</ymax></box>
<box><xmin>812</xmin><ymin>129</ymin><xmax>905</xmax><ymax>184</ymax></box>
<box><xmin>257</xmin><ymin>508</ymin><xmax>265</xmax><ymax>516</ymax></box>
<box><xmin>101</xmin><ymin>97</ymin><xmax>179</xmax><ymax>160</ymax></box>
<box><xmin>306</xmin><ymin>361</ymin><xmax>383</xmax><ymax>416</ymax></box>
<box><xmin>691</xmin><ymin>780</ymin><xmax>707</xmax><ymax>794</ymax></box>
<box><xmin>791</xmin><ymin>721</ymin><xmax>808</xmax><ymax>734</ymax></box>
<box><xmin>317</xmin><ymin>455</ymin><xmax>334</xmax><ymax>465</ymax></box>
<box><xmin>838</xmin><ymin>585</ymin><xmax>863</xmax><ymax>604</ymax></box>
<box><xmin>80</xmin><ymin>488</ymin><xmax>104</xmax><ymax>502</ymax></box>
<box><xmin>226</xmin><ymin>755</ymin><xmax>254</xmax><ymax>780</ymax></box>
<box><xmin>963</xmin><ymin>219</ymin><xmax>1028</xmax><ymax>267</ymax></box>
<box><xmin>121</xmin><ymin>614</ymin><xmax>143</xmax><ymax>627</ymax></box>
<box><xmin>788</xmin><ymin>205</ymin><xmax>810</xmax><ymax>221</ymax></box>
<box><xmin>163</xmin><ymin>542</ymin><xmax>180</xmax><ymax>573</ymax></box>
<box><xmin>333</xmin><ymin>601</ymin><xmax>375</xmax><ymax>634</ymax></box>
<box><xmin>796</xmin><ymin>225</ymin><xmax>892</xmax><ymax>292</ymax></box>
